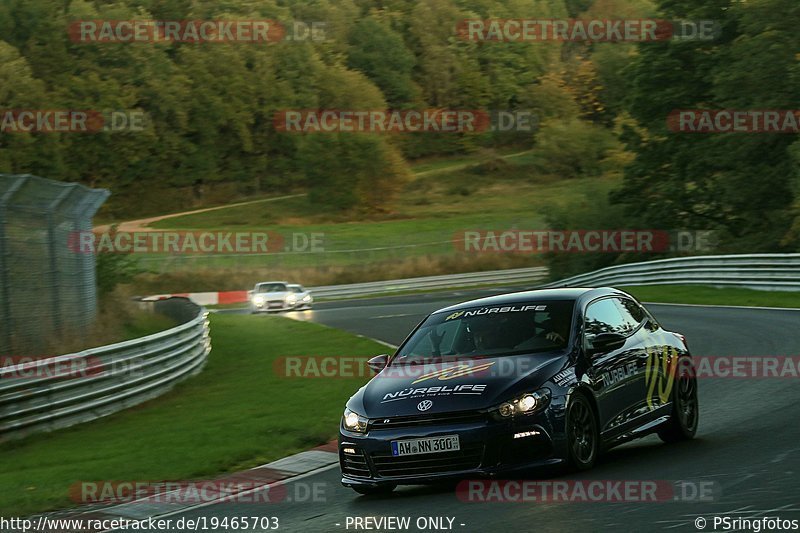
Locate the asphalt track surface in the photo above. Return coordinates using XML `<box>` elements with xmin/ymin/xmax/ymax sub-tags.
<box><xmin>135</xmin><ymin>289</ymin><xmax>800</xmax><ymax>533</ymax></box>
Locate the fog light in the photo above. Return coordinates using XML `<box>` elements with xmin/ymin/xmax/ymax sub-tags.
<box><xmin>343</xmin><ymin>447</ymin><xmax>356</xmax><ymax>454</ymax></box>
<box><xmin>513</xmin><ymin>430</ymin><xmax>541</xmax><ymax>439</ymax></box>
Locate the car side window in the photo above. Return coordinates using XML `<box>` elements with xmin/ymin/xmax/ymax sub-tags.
<box><xmin>615</xmin><ymin>298</ymin><xmax>645</xmax><ymax>330</ymax></box>
<box><xmin>584</xmin><ymin>298</ymin><xmax>631</xmax><ymax>340</ymax></box>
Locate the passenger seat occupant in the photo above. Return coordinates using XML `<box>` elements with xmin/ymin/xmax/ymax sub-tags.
<box><xmin>537</xmin><ymin>306</ymin><xmax>572</xmax><ymax>346</ymax></box>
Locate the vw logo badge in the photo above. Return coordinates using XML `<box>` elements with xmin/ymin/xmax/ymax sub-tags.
<box><xmin>417</xmin><ymin>400</ymin><xmax>433</xmax><ymax>412</ymax></box>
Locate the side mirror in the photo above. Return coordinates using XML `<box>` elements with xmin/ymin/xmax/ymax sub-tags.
<box><xmin>367</xmin><ymin>354</ymin><xmax>389</xmax><ymax>374</ymax></box>
<box><xmin>587</xmin><ymin>332</ymin><xmax>627</xmax><ymax>356</ymax></box>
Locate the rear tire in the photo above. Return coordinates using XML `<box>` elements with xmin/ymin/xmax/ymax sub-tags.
<box><xmin>658</xmin><ymin>356</ymin><xmax>699</xmax><ymax>443</ymax></box>
<box><xmin>352</xmin><ymin>484</ymin><xmax>396</xmax><ymax>496</ymax></box>
<box><xmin>566</xmin><ymin>394</ymin><xmax>598</xmax><ymax>471</ymax></box>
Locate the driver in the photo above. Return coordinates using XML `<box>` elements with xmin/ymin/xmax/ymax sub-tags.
<box><xmin>538</xmin><ymin>309</ymin><xmax>571</xmax><ymax>346</ymax></box>
<box><xmin>468</xmin><ymin>318</ymin><xmax>502</xmax><ymax>351</ymax></box>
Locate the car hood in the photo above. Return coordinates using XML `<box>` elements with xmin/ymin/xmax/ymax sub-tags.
<box><xmin>350</xmin><ymin>353</ymin><xmax>567</xmax><ymax>418</ymax></box>
<box><xmin>254</xmin><ymin>291</ymin><xmax>288</xmax><ymax>299</ymax></box>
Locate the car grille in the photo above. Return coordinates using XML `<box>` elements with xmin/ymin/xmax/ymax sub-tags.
<box><xmin>370</xmin><ymin>444</ymin><xmax>484</xmax><ymax>477</ymax></box>
<box><xmin>369</xmin><ymin>411</ymin><xmax>487</xmax><ymax>430</ymax></box>
<box><xmin>341</xmin><ymin>448</ymin><xmax>371</xmax><ymax>478</ymax></box>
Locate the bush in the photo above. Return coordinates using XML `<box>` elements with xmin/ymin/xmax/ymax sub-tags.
<box><xmin>95</xmin><ymin>251</ymin><xmax>142</xmax><ymax>297</ymax></box>
<box><xmin>531</xmin><ymin>118</ymin><xmax>618</xmax><ymax>179</ymax></box>
<box><xmin>541</xmin><ymin>185</ymin><xmax>637</xmax><ymax>280</ymax></box>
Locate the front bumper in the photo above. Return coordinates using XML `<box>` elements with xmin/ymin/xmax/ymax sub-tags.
<box><xmin>251</xmin><ymin>300</ymin><xmax>310</xmax><ymax>312</ymax></box>
<box><xmin>339</xmin><ymin>408</ymin><xmax>567</xmax><ymax>487</ymax></box>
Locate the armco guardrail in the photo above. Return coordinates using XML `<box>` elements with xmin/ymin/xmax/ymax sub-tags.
<box><xmin>0</xmin><ymin>298</ymin><xmax>211</xmax><ymax>441</ymax></box>
<box><xmin>541</xmin><ymin>254</ymin><xmax>800</xmax><ymax>291</ymax></box>
<box><xmin>308</xmin><ymin>267</ymin><xmax>550</xmax><ymax>299</ymax></box>
<box><xmin>143</xmin><ymin>267</ymin><xmax>551</xmax><ymax>305</ymax></box>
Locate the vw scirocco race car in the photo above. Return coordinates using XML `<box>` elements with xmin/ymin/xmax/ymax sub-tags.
<box><xmin>339</xmin><ymin>287</ymin><xmax>699</xmax><ymax>495</ymax></box>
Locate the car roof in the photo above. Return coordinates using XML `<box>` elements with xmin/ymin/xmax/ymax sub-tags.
<box><xmin>256</xmin><ymin>281</ymin><xmax>288</xmax><ymax>286</ymax></box>
<box><xmin>433</xmin><ymin>287</ymin><xmax>628</xmax><ymax>314</ymax></box>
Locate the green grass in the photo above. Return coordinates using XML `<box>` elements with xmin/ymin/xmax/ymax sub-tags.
<box><xmin>121</xmin><ymin>312</ymin><xmax>177</xmax><ymax>340</ymax></box>
<box><xmin>51</xmin><ymin>307</ymin><xmax>179</xmax><ymax>356</ymax></box>
<box><xmin>209</xmin><ymin>285</ymin><xmax>800</xmax><ymax>309</ymax></box>
<box><xmin>138</xmin><ymin>151</ymin><xmax>617</xmax><ymax>273</ymax></box>
<box><xmin>407</xmin><ymin>154</ymin><xmax>488</xmax><ymax>175</ymax></box>
<box><xmin>407</xmin><ymin>148</ymin><xmax>532</xmax><ymax>175</ymax></box>
<box><xmin>0</xmin><ymin>314</ymin><xmax>383</xmax><ymax>516</ymax></box>
<box><xmin>625</xmin><ymin>285</ymin><xmax>800</xmax><ymax>309</ymax></box>
<box><xmin>134</xmin><ymin>149</ymin><xmax>616</xmax><ymax>272</ymax></box>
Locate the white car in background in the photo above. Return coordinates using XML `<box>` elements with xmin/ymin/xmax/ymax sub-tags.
<box><xmin>249</xmin><ymin>281</ymin><xmax>313</xmax><ymax>313</ymax></box>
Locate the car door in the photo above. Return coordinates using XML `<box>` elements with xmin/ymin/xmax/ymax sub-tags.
<box><xmin>613</xmin><ymin>297</ymin><xmax>657</xmax><ymax>418</ymax></box>
<box><xmin>622</xmin><ymin>299</ymin><xmax>681</xmax><ymax>413</ymax></box>
<box><xmin>582</xmin><ymin>297</ymin><xmax>647</xmax><ymax>438</ymax></box>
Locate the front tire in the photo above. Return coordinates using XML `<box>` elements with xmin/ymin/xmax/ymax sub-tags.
<box><xmin>352</xmin><ymin>484</ymin><xmax>396</xmax><ymax>496</ymax></box>
<box><xmin>566</xmin><ymin>394</ymin><xmax>598</xmax><ymax>471</ymax></box>
<box><xmin>658</xmin><ymin>356</ymin><xmax>699</xmax><ymax>443</ymax></box>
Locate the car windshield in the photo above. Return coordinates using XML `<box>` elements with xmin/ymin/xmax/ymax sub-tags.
<box><xmin>288</xmin><ymin>285</ymin><xmax>304</xmax><ymax>293</ymax></box>
<box><xmin>257</xmin><ymin>283</ymin><xmax>287</xmax><ymax>293</ymax></box>
<box><xmin>392</xmin><ymin>300</ymin><xmax>575</xmax><ymax>363</ymax></box>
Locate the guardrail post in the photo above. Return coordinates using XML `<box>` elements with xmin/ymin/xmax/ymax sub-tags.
<box><xmin>0</xmin><ymin>208</ymin><xmax>10</xmax><ymax>353</ymax></box>
<box><xmin>0</xmin><ymin>176</ymin><xmax>28</xmax><ymax>354</ymax></box>
<box><xmin>46</xmin><ymin>186</ymin><xmax>77</xmax><ymax>336</ymax></box>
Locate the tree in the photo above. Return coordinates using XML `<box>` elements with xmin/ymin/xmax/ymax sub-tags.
<box><xmin>613</xmin><ymin>0</ymin><xmax>799</xmax><ymax>252</ymax></box>
<box><xmin>347</xmin><ymin>16</ymin><xmax>417</xmax><ymax>107</ymax></box>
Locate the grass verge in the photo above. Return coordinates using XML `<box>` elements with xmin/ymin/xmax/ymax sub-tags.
<box><xmin>625</xmin><ymin>285</ymin><xmax>800</xmax><ymax>309</ymax></box>
<box><xmin>208</xmin><ymin>284</ymin><xmax>800</xmax><ymax>311</ymax></box>
<box><xmin>0</xmin><ymin>314</ymin><xmax>382</xmax><ymax>516</ymax></box>
<box><xmin>41</xmin><ymin>301</ymin><xmax>177</xmax><ymax>356</ymax></box>
<box><xmin>134</xmin><ymin>153</ymin><xmax>615</xmax><ymax>280</ymax></box>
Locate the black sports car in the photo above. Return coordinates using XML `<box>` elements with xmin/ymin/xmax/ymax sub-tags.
<box><xmin>339</xmin><ymin>287</ymin><xmax>699</xmax><ymax>495</ymax></box>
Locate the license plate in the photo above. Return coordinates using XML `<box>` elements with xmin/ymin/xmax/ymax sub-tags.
<box><xmin>391</xmin><ymin>435</ymin><xmax>460</xmax><ymax>456</ymax></box>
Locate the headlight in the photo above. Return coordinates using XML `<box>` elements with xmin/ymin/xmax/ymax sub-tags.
<box><xmin>496</xmin><ymin>388</ymin><xmax>551</xmax><ymax>418</ymax></box>
<box><xmin>302</xmin><ymin>294</ymin><xmax>312</xmax><ymax>302</ymax></box>
<box><xmin>342</xmin><ymin>408</ymin><xmax>368</xmax><ymax>433</ymax></box>
<box><xmin>252</xmin><ymin>295</ymin><xmax>265</xmax><ymax>305</ymax></box>
<box><xmin>285</xmin><ymin>293</ymin><xmax>298</xmax><ymax>304</ymax></box>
